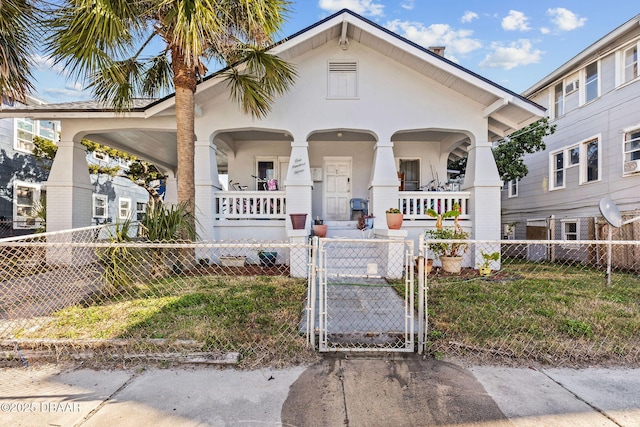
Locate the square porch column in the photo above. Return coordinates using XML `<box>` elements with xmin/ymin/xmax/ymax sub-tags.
<box><xmin>285</xmin><ymin>141</ymin><xmax>312</xmax><ymax>278</ymax></box>
<box><xmin>462</xmin><ymin>142</ymin><xmax>502</xmax><ymax>269</ymax></box>
<box><xmin>46</xmin><ymin>139</ymin><xmax>93</xmax><ymax>265</ymax></box>
<box><xmin>369</xmin><ymin>141</ymin><xmax>402</xmax><ymax>230</ymax></box>
<box><xmin>46</xmin><ymin>139</ymin><xmax>92</xmax><ymax>232</ymax></box>
<box><xmin>194</xmin><ymin>139</ymin><xmax>222</xmax><ymax>243</ymax></box>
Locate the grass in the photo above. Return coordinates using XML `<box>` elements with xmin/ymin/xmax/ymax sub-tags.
<box><xmin>419</xmin><ymin>258</ymin><xmax>640</xmax><ymax>365</ymax></box>
<box><xmin>15</xmin><ymin>275</ymin><xmax>314</xmax><ymax>367</ymax></box>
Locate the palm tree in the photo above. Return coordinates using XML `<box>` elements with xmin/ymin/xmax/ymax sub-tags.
<box><xmin>45</xmin><ymin>0</ymin><xmax>296</xmax><ymax>214</ymax></box>
<box><xmin>0</xmin><ymin>0</ymin><xmax>40</xmax><ymax>102</ymax></box>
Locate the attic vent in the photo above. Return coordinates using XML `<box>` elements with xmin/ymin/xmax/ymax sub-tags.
<box><xmin>329</xmin><ymin>62</ymin><xmax>357</xmax><ymax>72</ymax></box>
<box><xmin>328</xmin><ymin>61</ymin><xmax>358</xmax><ymax>98</ymax></box>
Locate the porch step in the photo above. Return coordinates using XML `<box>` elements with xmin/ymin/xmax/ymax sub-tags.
<box><xmin>318</xmin><ymin>221</ymin><xmax>375</xmax><ymax>239</ymax></box>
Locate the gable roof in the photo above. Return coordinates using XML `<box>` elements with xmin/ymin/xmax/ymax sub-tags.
<box><xmin>0</xmin><ymin>9</ymin><xmax>544</xmax><ymax>141</ymax></box>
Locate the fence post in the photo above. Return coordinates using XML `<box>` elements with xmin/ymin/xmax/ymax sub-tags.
<box><xmin>417</xmin><ymin>233</ymin><xmax>426</xmax><ymax>354</ymax></box>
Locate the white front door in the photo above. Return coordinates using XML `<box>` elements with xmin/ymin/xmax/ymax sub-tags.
<box><xmin>324</xmin><ymin>157</ymin><xmax>351</xmax><ymax>220</ymax></box>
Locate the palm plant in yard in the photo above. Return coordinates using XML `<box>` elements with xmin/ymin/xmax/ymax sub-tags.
<box><xmin>45</xmin><ymin>0</ymin><xmax>297</xmax><ymax>223</ymax></box>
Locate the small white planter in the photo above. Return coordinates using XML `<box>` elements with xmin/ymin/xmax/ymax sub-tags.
<box><xmin>219</xmin><ymin>256</ymin><xmax>246</xmax><ymax>267</ymax></box>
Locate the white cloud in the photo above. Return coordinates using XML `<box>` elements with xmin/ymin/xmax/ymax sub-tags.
<box><xmin>32</xmin><ymin>54</ymin><xmax>68</xmax><ymax>76</ymax></box>
<box><xmin>400</xmin><ymin>1</ymin><xmax>414</xmax><ymax>10</ymax></box>
<box><xmin>502</xmin><ymin>10</ymin><xmax>531</xmax><ymax>31</ymax></box>
<box><xmin>42</xmin><ymin>85</ymin><xmax>92</xmax><ymax>101</ymax></box>
<box><xmin>540</xmin><ymin>27</ymin><xmax>551</xmax><ymax>35</ymax></box>
<box><xmin>479</xmin><ymin>39</ymin><xmax>543</xmax><ymax>70</ymax></box>
<box><xmin>386</xmin><ymin>20</ymin><xmax>482</xmax><ymax>56</ymax></box>
<box><xmin>461</xmin><ymin>11</ymin><xmax>478</xmax><ymax>23</ymax></box>
<box><xmin>318</xmin><ymin>0</ymin><xmax>384</xmax><ymax>17</ymax></box>
<box><xmin>547</xmin><ymin>8</ymin><xmax>586</xmax><ymax>32</ymax></box>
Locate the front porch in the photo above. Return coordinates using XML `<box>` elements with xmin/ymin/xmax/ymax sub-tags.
<box><xmin>212</xmin><ymin>189</ymin><xmax>472</xmax><ymax>243</ymax></box>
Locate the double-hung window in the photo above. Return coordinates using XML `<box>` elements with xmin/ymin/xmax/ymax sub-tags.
<box><xmin>623</xmin><ymin>44</ymin><xmax>639</xmax><ymax>84</ymax></box>
<box><xmin>585</xmin><ymin>62</ymin><xmax>599</xmax><ymax>103</ymax></box>
<box><xmin>562</xmin><ymin>220</ymin><xmax>579</xmax><ymax>241</ymax></box>
<box><xmin>13</xmin><ymin>181</ymin><xmax>41</xmax><ymax>228</ymax></box>
<box><xmin>583</xmin><ymin>138</ymin><xmax>599</xmax><ymax>183</ymax></box>
<box><xmin>93</xmin><ymin>194</ymin><xmax>108</xmax><ymax>219</ymax></box>
<box><xmin>550</xmin><ymin>151</ymin><xmax>565</xmax><ymax>190</ymax></box>
<box><xmin>623</xmin><ymin>128</ymin><xmax>640</xmax><ymax>175</ymax></box>
<box><xmin>14</xmin><ymin>118</ymin><xmax>58</xmax><ymax>153</ymax></box>
<box><xmin>553</xmin><ymin>83</ymin><xmax>564</xmax><ymax>119</ymax></box>
<box><xmin>119</xmin><ymin>198</ymin><xmax>131</xmax><ymax>219</ymax></box>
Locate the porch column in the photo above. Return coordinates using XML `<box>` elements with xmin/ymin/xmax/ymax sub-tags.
<box><xmin>194</xmin><ymin>138</ymin><xmax>222</xmax><ymax>242</ymax></box>
<box><xmin>462</xmin><ymin>141</ymin><xmax>502</xmax><ymax>270</ymax></box>
<box><xmin>285</xmin><ymin>140</ymin><xmax>312</xmax><ymax>278</ymax></box>
<box><xmin>164</xmin><ymin>175</ymin><xmax>178</xmax><ymax>205</ymax></box>
<box><xmin>46</xmin><ymin>138</ymin><xmax>92</xmax><ymax>232</ymax></box>
<box><xmin>461</xmin><ymin>141</ymin><xmax>502</xmax><ymax>240</ymax></box>
<box><xmin>370</xmin><ymin>140</ymin><xmax>404</xmax><ymax>232</ymax></box>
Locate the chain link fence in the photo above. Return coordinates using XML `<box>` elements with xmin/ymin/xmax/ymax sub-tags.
<box><xmin>2</xmin><ymin>225</ymin><xmax>640</xmax><ymax>369</ymax></box>
<box><xmin>422</xmin><ymin>237</ymin><xmax>640</xmax><ymax>367</ymax></box>
<box><xmin>0</xmin><ymin>225</ymin><xmax>317</xmax><ymax>369</ymax></box>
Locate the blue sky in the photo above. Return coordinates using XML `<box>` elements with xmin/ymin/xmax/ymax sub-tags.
<box><xmin>31</xmin><ymin>0</ymin><xmax>640</xmax><ymax>103</ymax></box>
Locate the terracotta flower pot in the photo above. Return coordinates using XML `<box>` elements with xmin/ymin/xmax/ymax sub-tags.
<box><xmin>313</xmin><ymin>224</ymin><xmax>328</xmax><ymax>237</ymax></box>
<box><xmin>386</xmin><ymin>213</ymin><xmax>403</xmax><ymax>230</ymax></box>
<box><xmin>289</xmin><ymin>213</ymin><xmax>307</xmax><ymax>229</ymax></box>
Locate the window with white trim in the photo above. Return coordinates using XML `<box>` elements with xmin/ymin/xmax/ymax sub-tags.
<box><xmin>562</xmin><ymin>220</ymin><xmax>578</xmax><ymax>241</ymax></box>
<box><xmin>553</xmin><ymin>82</ymin><xmax>564</xmax><ymax>119</ymax></box>
<box><xmin>507</xmin><ymin>179</ymin><xmax>518</xmax><ymax>198</ymax></box>
<box><xmin>623</xmin><ymin>44</ymin><xmax>638</xmax><ymax>84</ymax></box>
<box><xmin>583</xmin><ymin>138</ymin><xmax>599</xmax><ymax>183</ymax></box>
<box><xmin>550</xmin><ymin>150</ymin><xmax>565</xmax><ymax>190</ymax></box>
<box><xmin>118</xmin><ymin>198</ymin><xmax>131</xmax><ymax>219</ymax></box>
<box><xmin>585</xmin><ymin>62</ymin><xmax>599</xmax><ymax>103</ymax></box>
<box><xmin>14</xmin><ymin>118</ymin><xmax>57</xmax><ymax>153</ymax></box>
<box><xmin>93</xmin><ymin>194</ymin><xmax>108</xmax><ymax>218</ymax></box>
<box><xmin>328</xmin><ymin>61</ymin><xmax>358</xmax><ymax>98</ymax></box>
<box><xmin>136</xmin><ymin>202</ymin><xmax>147</xmax><ymax>221</ymax></box>
<box><xmin>623</xmin><ymin>128</ymin><xmax>640</xmax><ymax>175</ymax></box>
<box><xmin>13</xmin><ymin>181</ymin><xmax>41</xmax><ymax>228</ymax></box>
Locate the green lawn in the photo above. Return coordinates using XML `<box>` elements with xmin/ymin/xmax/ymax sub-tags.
<box><xmin>17</xmin><ymin>275</ymin><xmax>314</xmax><ymax>367</ymax></box>
<box><xmin>423</xmin><ymin>259</ymin><xmax>640</xmax><ymax>365</ymax></box>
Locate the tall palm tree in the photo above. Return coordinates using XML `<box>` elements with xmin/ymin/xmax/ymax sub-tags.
<box><xmin>45</xmin><ymin>0</ymin><xmax>296</xmax><ymax>212</ymax></box>
<box><xmin>0</xmin><ymin>0</ymin><xmax>40</xmax><ymax>102</ymax></box>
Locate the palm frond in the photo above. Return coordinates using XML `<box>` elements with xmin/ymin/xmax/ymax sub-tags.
<box><xmin>142</xmin><ymin>54</ymin><xmax>174</xmax><ymax>96</ymax></box>
<box><xmin>0</xmin><ymin>0</ymin><xmax>40</xmax><ymax>101</ymax></box>
<box><xmin>45</xmin><ymin>0</ymin><xmax>144</xmax><ymax>83</ymax></box>
<box><xmin>87</xmin><ymin>59</ymin><xmax>146</xmax><ymax>110</ymax></box>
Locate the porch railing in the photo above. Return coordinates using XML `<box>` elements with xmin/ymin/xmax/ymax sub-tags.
<box><xmin>215</xmin><ymin>191</ymin><xmax>287</xmax><ymax>220</ymax></box>
<box><xmin>399</xmin><ymin>191</ymin><xmax>470</xmax><ymax>221</ymax></box>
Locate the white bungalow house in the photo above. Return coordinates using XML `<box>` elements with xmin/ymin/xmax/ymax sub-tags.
<box><xmin>0</xmin><ymin>10</ymin><xmax>544</xmax><ymax>257</ymax></box>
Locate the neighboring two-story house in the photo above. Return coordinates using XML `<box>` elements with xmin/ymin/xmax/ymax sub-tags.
<box><xmin>0</xmin><ymin>97</ymin><xmax>149</xmax><ymax>237</ymax></box>
<box><xmin>501</xmin><ymin>14</ymin><xmax>640</xmax><ymax>249</ymax></box>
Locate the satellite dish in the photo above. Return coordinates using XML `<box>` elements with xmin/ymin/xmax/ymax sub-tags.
<box><xmin>599</xmin><ymin>197</ymin><xmax>622</xmax><ymax>228</ymax></box>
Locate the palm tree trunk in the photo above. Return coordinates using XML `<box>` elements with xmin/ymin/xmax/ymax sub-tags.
<box><xmin>172</xmin><ymin>47</ymin><xmax>197</xmax><ymax>213</ymax></box>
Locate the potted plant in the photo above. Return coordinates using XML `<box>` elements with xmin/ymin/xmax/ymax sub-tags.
<box><xmin>425</xmin><ymin>226</ymin><xmax>469</xmax><ymax>273</ymax></box>
<box><xmin>477</xmin><ymin>250</ymin><xmax>499</xmax><ymax>276</ymax></box>
<box><xmin>313</xmin><ymin>216</ymin><xmax>327</xmax><ymax>237</ymax></box>
<box><xmin>386</xmin><ymin>208</ymin><xmax>403</xmax><ymax>230</ymax></box>
<box><xmin>258</xmin><ymin>249</ymin><xmax>277</xmax><ymax>267</ymax></box>
<box><xmin>357</xmin><ymin>213</ymin><xmax>374</xmax><ymax>230</ymax></box>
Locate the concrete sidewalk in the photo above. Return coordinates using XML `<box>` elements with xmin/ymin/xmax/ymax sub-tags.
<box><xmin>1</xmin><ymin>354</ymin><xmax>640</xmax><ymax>426</ymax></box>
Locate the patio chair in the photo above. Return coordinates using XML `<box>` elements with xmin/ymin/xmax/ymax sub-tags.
<box><xmin>350</xmin><ymin>198</ymin><xmax>368</xmax><ymax>220</ymax></box>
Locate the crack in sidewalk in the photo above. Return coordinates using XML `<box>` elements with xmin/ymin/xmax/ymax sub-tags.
<box><xmin>73</xmin><ymin>372</ymin><xmax>139</xmax><ymax>426</ymax></box>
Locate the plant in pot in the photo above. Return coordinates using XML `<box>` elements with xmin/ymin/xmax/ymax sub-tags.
<box><xmin>258</xmin><ymin>249</ymin><xmax>277</xmax><ymax>267</ymax></box>
<box><xmin>313</xmin><ymin>216</ymin><xmax>327</xmax><ymax>237</ymax></box>
<box><xmin>477</xmin><ymin>250</ymin><xmax>499</xmax><ymax>276</ymax></box>
<box><xmin>386</xmin><ymin>208</ymin><xmax>403</xmax><ymax>230</ymax></box>
<box><xmin>425</xmin><ymin>226</ymin><xmax>469</xmax><ymax>273</ymax></box>
<box><xmin>357</xmin><ymin>213</ymin><xmax>374</xmax><ymax>230</ymax></box>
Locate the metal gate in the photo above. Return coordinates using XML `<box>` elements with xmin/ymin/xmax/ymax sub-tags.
<box><xmin>305</xmin><ymin>237</ymin><xmax>425</xmax><ymax>352</ymax></box>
